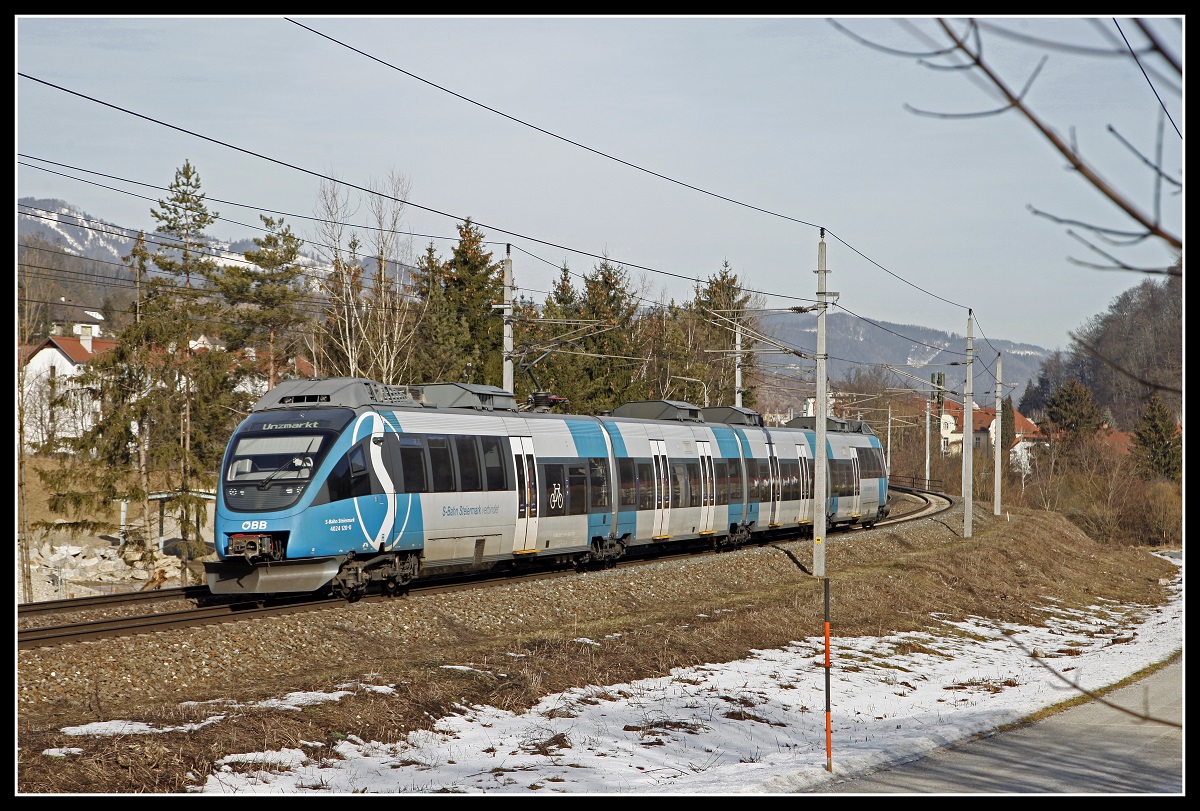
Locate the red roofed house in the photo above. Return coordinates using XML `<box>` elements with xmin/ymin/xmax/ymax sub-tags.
<box><xmin>937</xmin><ymin>397</ymin><xmax>1043</xmax><ymax>474</ymax></box>
<box><xmin>20</xmin><ymin>305</ymin><xmax>118</xmax><ymax>452</ymax></box>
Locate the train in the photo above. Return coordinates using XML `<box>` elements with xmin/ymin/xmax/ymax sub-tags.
<box><xmin>205</xmin><ymin>377</ymin><xmax>890</xmax><ymax>600</ymax></box>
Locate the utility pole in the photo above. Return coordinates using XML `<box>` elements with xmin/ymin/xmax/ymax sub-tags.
<box><xmin>963</xmin><ymin>310</ymin><xmax>974</xmax><ymax>538</ymax></box>
<box><xmin>814</xmin><ymin>229</ymin><xmax>836</xmax><ymax>578</ymax></box>
<box><xmin>735</xmin><ymin>322</ymin><xmax>743</xmax><ymax>408</ymax></box>
<box><xmin>886</xmin><ymin>402</ymin><xmax>892</xmax><ymax>474</ymax></box>
<box><xmin>924</xmin><ymin>399</ymin><xmax>931</xmax><ymax>488</ymax></box>
<box><xmin>502</xmin><ymin>245</ymin><xmax>514</xmax><ymax>394</ymax></box>
<box><xmin>993</xmin><ymin>352</ymin><xmax>1003</xmax><ymax>516</ymax></box>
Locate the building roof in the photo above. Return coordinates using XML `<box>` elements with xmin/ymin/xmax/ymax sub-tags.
<box><xmin>23</xmin><ymin>334</ymin><xmax>119</xmax><ymax>365</ymax></box>
<box><xmin>1096</xmin><ymin>427</ymin><xmax>1135</xmax><ymax>455</ymax></box>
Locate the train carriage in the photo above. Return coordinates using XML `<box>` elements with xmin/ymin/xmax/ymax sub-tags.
<box><xmin>207</xmin><ymin>378</ymin><xmax>890</xmax><ymax>600</ymax></box>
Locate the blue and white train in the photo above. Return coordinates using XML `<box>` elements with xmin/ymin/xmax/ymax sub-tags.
<box><xmin>206</xmin><ymin>377</ymin><xmax>890</xmax><ymax>600</ymax></box>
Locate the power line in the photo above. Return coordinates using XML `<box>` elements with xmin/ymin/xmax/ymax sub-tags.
<box><xmin>18</xmin><ymin>71</ymin><xmax>1005</xmax><ymax>375</ymax></box>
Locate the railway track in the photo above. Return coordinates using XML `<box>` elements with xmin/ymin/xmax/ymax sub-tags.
<box><xmin>18</xmin><ymin>488</ymin><xmax>952</xmax><ymax>650</ymax></box>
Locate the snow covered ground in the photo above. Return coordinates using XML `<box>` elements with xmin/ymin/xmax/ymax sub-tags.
<box><xmin>44</xmin><ymin>553</ymin><xmax>1182</xmax><ymax>794</ymax></box>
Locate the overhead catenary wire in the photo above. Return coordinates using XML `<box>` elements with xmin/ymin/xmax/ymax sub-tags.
<box><xmin>19</xmin><ymin>44</ymin><xmax>1032</xmax><ymax>389</ymax></box>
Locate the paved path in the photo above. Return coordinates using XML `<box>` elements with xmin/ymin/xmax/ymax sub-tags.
<box><xmin>807</xmin><ymin>657</ymin><xmax>1184</xmax><ymax>794</ymax></box>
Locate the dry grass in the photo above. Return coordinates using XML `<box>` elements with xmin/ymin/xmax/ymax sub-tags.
<box><xmin>17</xmin><ymin>502</ymin><xmax>1178</xmax><ymax>794</ymax></box>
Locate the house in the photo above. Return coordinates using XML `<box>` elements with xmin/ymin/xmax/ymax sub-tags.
<box><xmin>924</xmin><ymin>396</ymin><xmax>1045</xmax><ymax>475</ymax></box>
<box><xmin>20</xmin><ymin>332</ymin><xmax>118</xmax><ymax>452</ymax></box>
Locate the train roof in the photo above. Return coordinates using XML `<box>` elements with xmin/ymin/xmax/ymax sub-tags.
<box><xmin>785</xmin><ymin>415</ymin><xmax>876</xmax><ymax>435</ymax></box>
<box><xmin>251</xmin><ymin>378</ymin><xmax>428</xmax><ymax>412</ymax></box>
<box><xmin>610</xmin><ymin>400</ymin><xmax>704</xmax><ymax>422</ymax></box>
<box><xmin>420</xmin><ymin>382</ymin><xmax>519</xmax><ymax>411</ymax></box>
<box><xmin>700</xmin><ymin>405</ymin><xmax>765</xmax><ymax>427</ymax></box>
<box><xmin>252</xmin><ymin>379</ymin><xmax>873</xmax><ymax>437</ymax></box>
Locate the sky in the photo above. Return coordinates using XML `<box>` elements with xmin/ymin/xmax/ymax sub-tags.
<box><xmin>40</xmin><ymin>552</ymin><xmax>1181</xmax><ymax>794</ymax></box>
<box><xmin>16</xmin><ymin>16</ymin><xmax>1182</xmax><ymax>353</ymax></box>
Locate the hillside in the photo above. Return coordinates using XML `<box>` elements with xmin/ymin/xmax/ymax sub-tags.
<box><xmin>756</xmin><ymin>310</ymin><xmax>1047</xmax><ymax>408</ymax></box>
<box><xmin>19</xmin><ymin>197</ymin><xmax>1049</xmax><ymax>402</ymax></box>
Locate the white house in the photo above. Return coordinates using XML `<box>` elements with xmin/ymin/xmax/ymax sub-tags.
<box><xmin>20</xmin><ymin>330</ymin><xmax>118</xmax><ymax>452</ymax></box>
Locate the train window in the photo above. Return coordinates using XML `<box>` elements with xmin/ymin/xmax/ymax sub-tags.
<box><xmin>760</xmin><ymin>459</ymin><xmax>774</xmax><ymax>500</ymax></box>
<box><xmin>567</xmin><ymin>463</ymin><xmax>588</xmax><ymax>515</ymax></box>
<box><xmin>588</xmin><ymin>457</ymin><xmax>610</xmax><ymax>511</ymax></box>
<box><xmin>728</xmin><ymin>458</ymin><xmax>743</xmax><ymax>502</ymax></box>
<box><xmin>455</xmin><ymin>436</ymin><xmax>482</xmax><ymax>492</ymax></box>
<box><xmin>829</xmin><ymin>459</ymin><xmax>858</xmax><ymax>498</ymax></box>
<box><xmin>514</xmin><ymin>454</ymin><xmax>527</xmax><ymax>516</ymax></box>
<box><xmin>670</xmin><ymin>463</ymin><xmax>686</xmax><ymax>509</ymax></box>
<box><xmin>227</xmin><ymin>434</ymin><xmax>324</xmax><ymax>484</ymax></box>
<box><xmin>322</xmin><ymin>441</ymin><xmax>373</xmax><ymax>503</ymax></box>
<box><xmin>481</xmin><ymin>436</ymin><xmax>509</xmax><ymax>491</ymax></box>
<box><xmin>541</xmin><ymin>464</ymin><xmax>566</xmax><ymax>516</ymax></box>
<box><xmin>855</xmin><ymin>446</ymin><xmax>885</xmax><ymax>479</ymax></box>
<box><xmin>714</xmin><ymin>459</ymin><xmax>729</xmax><ymax>505</ymax></box>
<box><xmin>348</xmin><ymin>444</ymin><xmax>367</xmax><ymax>479</ymax></box>
<box><xmin>800</xmin><ymin>456</ymin><xmax>812</xmax><ymax>500</ymax></box>
<box><xmin>781</xmin><ymin>460</ymin><xmax>799</xmax><ymax>500</ymax></box>
<box><xmin>686</xmin><ymin>462</ymin><xmax>701</xmax><ymax>507</ymax></box>
<box><xmin>397</xmin><ymin>435</ymin><xmax>428</xmax><ymax>493</ymax></box>
<box><xmin>618</xmin><ymin>458</ymin><xmax>636</xmax><ymax>507</ymax></box>
<box><xmin>428</xmin><ymin>435</ymin><xmax>455</xmax><ymax>492</ymax></box>
<box><xmin>636</xmin><ymin>461</ymin><xmax>654</xmax><ymax>510</ymax></box>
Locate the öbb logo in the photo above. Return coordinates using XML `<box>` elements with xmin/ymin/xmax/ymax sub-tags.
<box><xmin>241</xmin><ymin>520</ymin><xmax>268</xmax><ymax>530</ymax></box>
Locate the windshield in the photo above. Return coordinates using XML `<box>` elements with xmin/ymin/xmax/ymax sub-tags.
<box><xmin>225</xmin><ymin>434</ymin><xmax>327</xmax><ymax>485</ymax></box>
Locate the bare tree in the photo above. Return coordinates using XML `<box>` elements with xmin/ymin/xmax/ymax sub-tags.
<box><xmin>309</xmin><ymin>177</ymin><xmax>367</xmax><ymax>378</ymax></box>
<box><xmin>831</xmin><ymin>17</ymin><xmax>1182</xmax><ymax>268</ymax></box>
<box><xmin>360</xmin><ymin>170</ymin><xmax>425</xmax><ymax>384</ymax></box>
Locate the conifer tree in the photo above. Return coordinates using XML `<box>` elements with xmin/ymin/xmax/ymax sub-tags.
<box><xmin>1044</xmin><ymin>379</ymin><xmax>1103</xmax><ymax>448</ymax></box>
<box><xmin>572</xmin><ymin>257</ymin><xmax>648</xmax><ymax>413</ymax></box>
<box><xmin>147</xmin><ymin>161</ymin><xmax>232</xmax><ymax>559</ymax></box>
<box><xmin>407</xmin><ymin>242</ymin><xmax>471</xmax><ymax>384</ymax></box>
<box><xmin>1132</xmin><ymin>393</ymin><xmax>1182</xmax><ymax>482</ymax></box>
<box><xmin>442</xmin><ymin>219</ymin><xmax>503</xmax><ymax>385</ymax></box>
<box><xmin>1001</xmin><ymin>395</ymin><xmax>1016</xmax><ymax>457</ymax></box>
<box><xmin>515</xmin><ymin>264</ymin><xmax>585</xmax><ymax>406</ymax></box>
<box><xmin>208</xmin><ymin>215</ymin><xmax>309</xmax><ymax>389</ymax></box>
<box><xmin>685</xmin><ymin>261</ymin><xmax>761</xmax><ymax>408</ymax></box>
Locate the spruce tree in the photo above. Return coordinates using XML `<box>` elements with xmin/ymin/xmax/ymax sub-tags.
<box><xmin>442</xmin><ymin>219</ymin><xmax>503</xmax><ymax>385</ymax></box>
<box><xmin>517</xmin><ymin>264</ymin><xmax>584</xmax><ymax>406</ymax></box>
<box><xmin>573</xmin><ymin>257</ymin><xmax>647</xmax><ymax>413</ymax></box>
<box><xmin>1001</xmin><ymin>395</ymin><xmax>1016</xmax><ymax>456</ymax></box>
<box><xmin>1044</xmin><ymin>379</ymin><xmax>1103</xmax><ymax>447</ymax></box>
<box><xmin>148</xmin><ymin>161</ymin><xmax>231</xmax><ymax>560</ymax></box>
<box><xmin>208</xmin><ymin>215</ymin><xmax>309</xmax><ymax>390</ymax></box>
<box><xmin>1132</xmin><ymin>393</ymin><xmax>1182</xmax><ymax>481</ymax></box>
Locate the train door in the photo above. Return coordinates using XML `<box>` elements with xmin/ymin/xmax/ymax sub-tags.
<box><xmin>512</xmin><ymin>436</ymin><xmax>539</xmax><ymax>551</ymax></box>
<box><xmin>697</xmin><ymin>440</ymin><xmax>715</xmax><ymax>534</ymax></box>
<box><xmin>796</xmin><ymin>442</ymin><xmax>812</xmax><ymax>526</ymax></box>
<box><xmin>766</xmin><ymin>441</ymin><xmax>782</xmax><ymax>527</ymax></box>
<box><xmin>649</xmin><ymin>438</ymin><xmax>670</xmax><ymax>538</ymax></box>
<box><xmin>848</xmin><ymin>451</ymin><xmax>862</xmax><ymax>519</ymax></box>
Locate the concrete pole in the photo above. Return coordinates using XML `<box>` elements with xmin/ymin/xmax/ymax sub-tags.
<box><xmin>924</xmin><ymin>399</ymin><xmax>931</xmax><ymax>488</ymax></box>
<box><xmin>963</xmin><ymin>310</ymin><xmax>974</xmax><ymax>538</ymax></box>
<box><xmin>886</xmin><ymin>402</ymin><xmax>892</xmax><ymax>474</ymax></box>
<box><xmin>502</xmin><ymin>245</ymin><xmax>514</xmax><ymax>394</ymax></box>
<box><xmin>813</xmin><ymin>230</ymin><xmax>831</xmax><ymax>578</ymax></box>
<box><xmin>735</xmin><ymin>322</ymin><xmax>743</xmax><ymax>409</ymax></box>
<box><xmin>994</xmin><ymin>352</ymin><xmax>1003</xmax><ymax>516</ymax></box>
